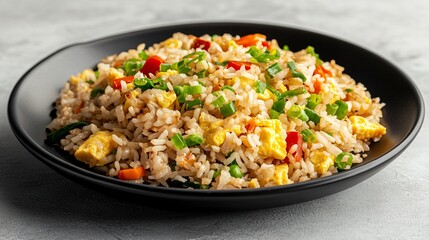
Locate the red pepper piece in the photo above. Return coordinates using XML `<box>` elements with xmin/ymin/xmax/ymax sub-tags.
<box><xmin>140</xmin><ymin>55</ymin><xmax>164</xmax><ymax>76</ymax></box>
<box><xmin>192</xmin><ymin>38</ymin><xmax>211</xmax><ymax>51</ymax></box>
<box><xmin>284</xmin><ymin>131</ymin><xmax>303</xmax><ymax>163</ymax></box>
<box><xmin>227</xmin><ymin>61</ymin><xmax>252</xmax><ymax>71</ymax></box>
<box><xmin>112</xmin><ymin>76</ymin><xmax>134</xmax><ymax>89</ymax></box>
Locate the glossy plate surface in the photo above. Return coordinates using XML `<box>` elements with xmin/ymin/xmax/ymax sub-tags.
<box><xmin>8</xmin><ymin>22</ymin><xmax>424</xmax><ymax>210</ymax></box>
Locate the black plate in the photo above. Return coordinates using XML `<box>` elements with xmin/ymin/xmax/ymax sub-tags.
<box><xmin>8</xmin><ymin>22</ymin><xmax>424</xmax><ymax>210</ymax></box>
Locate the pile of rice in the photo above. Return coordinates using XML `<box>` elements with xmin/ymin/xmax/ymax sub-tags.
<box><xmin>47</xmin><ymin>33</ymin><xmax>386</xmax><ymax>189</ymax></box>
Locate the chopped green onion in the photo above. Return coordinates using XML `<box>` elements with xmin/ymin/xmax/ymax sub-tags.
<box><xmin>215</xmin><ymin>60</ymin><xmax>229</xmax><ymax>66</ymax></box>
<box><xmin>266</xmin><ymin>84</ymin><xmax>281</xmax><ymax>100</ymax></box>
<box><xmin>196</xmin><ymin>69</ymin><xmax>208</xmax><ymax>78</ymax></box>
<box><xmin>298</xmin><ymin>111</ymin><xmax>309</xmax><ymax>122</ymax></box>
<box><xmin>335</xmin><ymin>152</ymin><xmax>353</xmax><ymax>170</ymax></box>
<box><xmin>283</xmin><ymin>45</ymin><xmax>289</xmax><ymax>51</ymax></box>
<box><xmin>266</xmin><ymin>62</ymin><xmax>283</xmax><ymax>78</ymax></box>
<box><xmin>301</xmin><ymin>129</ymin><xmax>316</xmax><ymax>143</ymax></box>
<box><xmin>269</xmin><ymin>109</ymin><xmax>281</xmax><ymax>119</ymax></box>
<box><xmin>213</xmin><ymin>169</ymin><xmax>221</xmax><ymax>179</ymax></box>
<box><xmin>306</xmin><ymin>94</ymin><xmax>321</xmax><ymax>109</ymax></box>
<box><xmin>139</xmin><ymin>51</ymin><xmax>149</xmax><ymax>60</ymax></box>
<box><xmin>183</xmin><ymin>51</ymin><xmax>206</xmax><ymax>61</ymax></box>
<box><xmin>287</xmin><ymin>105</ymin><xmax>303</xmax><ymax>119</ymax></box>
<box><xmin>334</xmin><ymin>100</ymin><xmax>348</xmax><ymax>120</ymax></box>
<box><xmin>185</xmin><ymin>134</ymin><xmax>204</xmax><ymax>147</ymax></box>
<box><xmin>225</xmin><ymin>151</ymin><xmax>234</xmax><ymax>158</ymax></box>
<box><xmin>86</xmin><ymin>80</ymin><xmax>94</xmax><ymax>84</ymax></box>
<box><xmin>345</xmin><ymin>88</ymin><xmax>353</xmax><ymax>93</ymax></box>
<box><xmin>171</xmin><ymin>133</ymin><xmax>187</xmax><ymax>150</ymax></box>
<box><xmin>279</xmin><ymin>87</ymin><xmax>307</xmax><ymax>99</ymax></box>
<box><xmin>254</xmin><ymin>80</ymin><xmax>267</xmax><ymax>94</ymax></box>
<box><xmin>211</xmin><ymin>95</ymin><xmax>227</xmax><ymax>108</ymax></box>
<box><xmin>220</xmin><ymin>101</ymin><xmax>236</xmax><ymax>118</ymax></box>
<box><xmin>272</xmin><ymin>98</ymin><xmax>286</xmax><ymax>113</ymax></box>
<box><xmin>90</xmin><ymin>87</ymin><xmax>104</xmax><ymax>98</ymax></box>
<box><xmin>174</xmin><ymin>86</ymin><xmax>186</xmax><ymax>103</ymax></box>
<box><xmin>304</xmin><ymin>108</ymin><xmax>320</xmax><ymax>125</ymax></box>
<box><xmin>326</xmin><ymin>103</ymin><xmax>339</xmax><ymax>116</ymax></box>
<box><xmin>287</xmin><ymin>61</ymin><xmax>307</xmax><ymax>82</ymax></box>
<box><xmin>151</xmin><ymin>78</ymin><xmax>168</xmax><ymax>91</ymax></box>
<box><xmin>184</xmin><ymin>84</ymin><xmax>203</xmax><ymax>95</ymax></box>
<box><xmin>94</xmin><ymin>70</ymin><xmax>99</xmax><ymax>79</ymax></box>
<box><xmin>229</xmin><ymin>164</ymin><xmax>243</xmax><ymax>178</ymax></box>
<box><xmin>306</xmin><ymin>46</ymin><xmax>323</xmax><ymax>65</ymax></box>
<box><xmin>46</xmin><ymin>122</ymin><xmax>88</xmax><ymax>145</ymax></box>
<box><xmin>122</xmin><ymin>59</ymin><xmax>144</xmax><ymax>76</ymax></box>
<box><xmin>160</xmin><ymin>63</ymin><xmax>171</xmax><ymax>72</ymax></box>
<box><xmin>134</xmin><ymin>78</ymin><xmax>151</xmax><ymax>91</ymax></box>
<box><xmin>185</xmin><ymin>98</ymin><xmax>203</xmax><ymax>110</ymax></box>
<box><xmin>221</xmin><ymin>85</ymin><xmax>235</xmax><ymax>93</ymax></box>
<box><xmin>247</xmin><ymin>46</ymin><xmax>280</xmax><ymax>63</ymax></box>
<box><xmin>211</xmin><ymin>34</ymin><xmax>218</xmax><ymax>41</ymax></box>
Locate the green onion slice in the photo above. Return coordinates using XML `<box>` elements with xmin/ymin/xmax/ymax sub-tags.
<box><xmin>306</xmin><ymin>46</ymin><xmax>323</xmax><ymax>65</ymax></box>
<box><xmin>304</xmin><ymin>108</ymin><xmax>320</xmax><ymax>125</ymax></box>
<box><xmin>301</xmin><ymin>129</ymin><xmax>316</xmax><ymax>143</ymax></box>
<box><xmin>139</xmin><ymin>51</ymin><xmax>149</xmax><ymax>60</ymax></box>
<box><xmin>185</xmin><ymin>134</ymin><xmax>204</xmax><ymax>147</ymax></box>
<box><xmin>334</xmin><ymin>100</ymin><xmax>348</xmax><ymax>120</ymax></box>
<box><xmin>171</xmin><ymin>133</ymin><xmax>187</xmax><ymax>150</ymax></box>
<box><xmin>90</xmin><ymin>87</ymin><xmax>104</xmax><ymax>98</ymax></box>
<box><xmin>266</xmin><ymin>62</ymin><xmax>282</xmax><ymax>78</ymax></box>
<box><xmin>287</xmin><ymin>61</ymin><xmax>307</xmax><ymax>82</ymax></box>
<box><xmin>279</xmin><ymin>87</ymin><xmax>307</xmax><ymax>99</ymax></box>
<box><xmin>335</xmin><ymin>152</ymin><xmax>353</xmax><ymax>170</ymax></box>
<box><xmin>211</xmin><ymin>95</ymin><xmax>227</xmax><ymax>108</ymax></box>
<box><xmin>254</xmin><ymin>80</ymin><xmax>267</xmax><ymax>94</ymax></box>
<box><xmin>220</xmin><ymin>101</ymin><xmax>236</xmax><ymax>118</ymax></box>
<box><xmin>269</xmin><ymin>109</ymin><xmax>281</xmax><ymax>119</ymax></box>
<box><xmin>306</xmin><ymin>94</ymin><xmax>321</xmax><ymax>109</ymax></box>
<box><xmin>122</xmin><ymin>59</ymin><xmax>144</xmax><ymax>76</ymax></box>
<box><xmin>185</xmin><ymin>98</ymin><xmax>203</xmax><ymax>110</ymax></box>
<box><xmin>272</xmin><ymin>98</ymin><xmax>286</xmax><ymax>113</ymax></box>
<box><xmin>221</xmin><ymin>85</ymin><xmax>235</xmax><ymax>93</ymax></box>
<box><xmin>46</xmin><ymin>122</ymin><xmax>88</xmax><ymax>145</ymax></box>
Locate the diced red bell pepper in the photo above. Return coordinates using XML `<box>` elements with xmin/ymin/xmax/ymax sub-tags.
<box><xmin>227</xmin><ymin>61</ymin><xmax>252</xmax><ymax>71</ymax></box>
<box><xmin>140</xmin><ymin>55</ymin><xmax>164</xmax><ymax>76</ymax></box>
<box><xmin>112</xmin><ymin>76</ymin><xmax>134</xmax><ymax>89</ymax></box>
<box><xmin>235</xmin><ymin>33</ymin><xmax>267</xmax><ymax>47</ymax></box>
<box><xmin>192</xmin><ymin>38</ymin><xmax>211</xmax><ymax>51</ymax></box>
<box><xmin>261</xmin><ymin>41</ymin><xmax>271</xmax><ymax>49</ymax></box>
<box><xmin>284</xmin><ymin>131</ymin><xmax>303</xmax><ymax>163</ymax></box>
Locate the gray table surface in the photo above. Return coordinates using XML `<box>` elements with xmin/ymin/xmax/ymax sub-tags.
<box><xmin>1</xmin><ymin>0</ymin><xmax>428</xmax><ymax>239</ymax></box>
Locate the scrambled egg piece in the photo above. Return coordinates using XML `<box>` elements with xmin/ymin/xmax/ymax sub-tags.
<box><xmin>319</xmin><ymin>82</ymin><xmax>340</xmax><ymax>103</ymax></box>
<box><xmin>257</xmin><ymin>89</ymin><xmax>276</xmax><ymax>101</ymax></box>
<box><xmin>228</xmin><ymin>40</ymin><xmax>238</xmax><ymax>49</ymax></box>
<box><xmin>107</xmin><ymin>68</ymin><xmax>124</xmax><ymax>86</ymax></box>
<box><xmin>70</xmin><ymin>69</ymin><xmax>96</xmax><ymax>85</ymax></box>
<box><xmin>156</xmin><ymin>91</ymin><xmax>177</xmax><ymax>108</ymax></box>
<box><xmin>161</xmin><ymin>38</ymin><xmax>182</xmax><ymax>48</ymax></box>
<box><xmin>349</xmin><ymin>116</ymin><xmax>386</xmax><ymax>140</ymax></box>
<box><xmin>199</xmin><ymin>112</ymin><xmax>226</xmax><ymax>146</ymax></box>
<box><xmin>310</xmin><ymin>150</ymin><xmax>334</xmax><ymax>175</ymax></box>
<box><xmin>248</xmin><ymin>178</ymin><xmax>260</xmax><ymax>188</ymax></box>
<box><xmin>254</xmin><ymin>119</ymin><xmax>286</xmax><ymax>160</ymax></box>
<box><xmin>156</xmin><ymin>69</ymin><xmax>178</xmax><ymax>78</ymax></box>
<box><xmin>227</xmin><ymin>76</ymin><xmax>254</xmax><ymax>87</ymax></box>
<box><xmin>272</xmin><ymin>164</ymin><xmax>290</xmax><ymax>185</ymax></box>
<box><xmin>74</xmin><ymin>131</ymin><xmax>119</xmax><ymax>167</ymax></box>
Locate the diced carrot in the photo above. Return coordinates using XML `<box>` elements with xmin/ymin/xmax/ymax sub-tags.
<box><xmin>74</xmin><ymin>101</ymin><xmax>84</xmax><ymax>114</ymax></box>
<box><xmin>227</xmin><ymin>61</ymin><xmax>253</xmax><ymax>71</ymax></box>
<box><xmin>235</xmin><ymin>33</ymin><xmax>267</xmax><ymax>47</ymax></box>
<box><xmin>313</xmin><ymin>65</ymin><xmax>332</xmax><ymax>78</ymax></box>
<box><xmin>312</xmin><ymin>79</ymin><xmax>323</xmax><ymax>94</ymax></box>
<box><xmin>140</xmin><ymin>55</ymin><xmax>164</xmax><ymax>77</ymax></box>
<box><xmin>261</xmin><ymin>41</ymin><xmax>271</xmax><ymax>49</ymax></box>
<box><xmin>112</xmin><ymin>76</ymin><xmax>134</xmax><ymax>89</ymax></box>
<box><xmin>118</xmin><ymin>166</ymin><xmax>145</xmax><ymax>180</ymax></box>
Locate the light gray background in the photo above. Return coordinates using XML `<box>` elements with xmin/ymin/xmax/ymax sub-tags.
<box><xmin>1</xmin><ymin>0</ymin><xmax>428</xmax><ymax>239</ymax></box>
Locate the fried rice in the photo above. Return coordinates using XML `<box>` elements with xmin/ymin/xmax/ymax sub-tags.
<box><xmin>46</xmin><ymin>33</ymin><xmax>386</xmax><ymax>189</ymax></box>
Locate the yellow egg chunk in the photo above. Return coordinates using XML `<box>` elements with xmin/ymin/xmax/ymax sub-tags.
<box><xmin>349</xmin><ymin>115</ymin><xmax>386</xmax><ymax>140</ymax></box>
<box><xmin>248</xmin><ymin>178</ymin><xmax>260</xmax><ymax>188</ymax></box>
<box><xmin>272</xmin><ymin>164</ymin><xmax>290</xmax><ymax>186</ymax></box>
<box><xmin>156</xmin><ymin>91</ymin><xmax>177</xmax><ymax>108</ymax></box>
<box><xmin>107</xmin><ymin>68</ymin><xmax>124</xmax><ymax>86</ymax></box>
<box><xmin>74</xmin><ymin>131</ymin><xmax>118</xmax><ymax>167</ymax></box>
<box><xmin>310</xmin><ymin>150</ymin><xmax>334</xmax><ymax>175</ymax></box>
<box><xmin>254</xmin><ymin>119</ymin><xmax>286</xmax><ymax>160</ymax></box>
<box><xmin>204</xmin><ymin>122</ymin><xmax>227</xmax><ymax>146</ymax></box>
